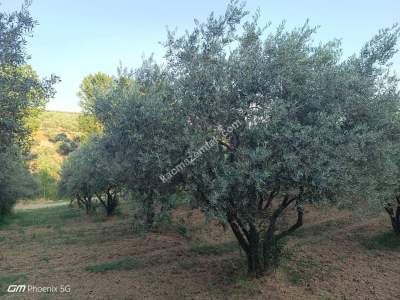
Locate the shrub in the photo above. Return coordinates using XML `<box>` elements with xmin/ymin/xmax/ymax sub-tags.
<box><xmin>50</xmin><ymin>132</ymin><xmax>68</xmax><ymax>143</ymax></box>
<box><xmin>57</xmin><ymin>140</ymin><xmax>78</xmax><ymax>155</ymax></box>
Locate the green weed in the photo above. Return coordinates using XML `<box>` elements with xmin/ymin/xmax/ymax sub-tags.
<box><xmin>0</xmin><ymin>273</ymin><xmax>28</xmax><ymax>296</ymax></box>
<box><xmin>280</xmin><ymin>253</ymin><xmax>322</xmax><ymax>286</ymax></box>
<box><xmin>5</xmin><ymin>205</ymin><xmax>80</xmax><ymax>228</ymax></box>
<box><xmin>190</xmin><ymin>240</ymin><xmax>239</xmax><ymax>256</ymax></box>
<box><xmin>86</xmin><ymin>257</ymin><xmax>143</xmax><ymax>273</ymax></box>
<box><xmin>358</xmin><ymin>231</ymin><xmax>400</xmax><ymax>251</ymax></box>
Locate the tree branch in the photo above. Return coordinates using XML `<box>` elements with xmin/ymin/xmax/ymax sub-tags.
<box><xmin>384</xmin><ymin>202</ymin><xmax>394</xmax><ymax>217</ymax></box>
<box><xmin>227</xmin><ymin>214</ymin><xmax>250</xmax><ymax>253</ymax></box>
<box><xmin>263</xmin><ymin>188</ymin><xmax>303</xmax><ymax>243</ymax></box>
<box><xmin>96</xmin><ymin>193</ymin><xmax>107</xmax><ymax>209</ymax></box>
<box><xmin>275</xmin><ymin>202</ymin><xmax>304</xmax><ymax>240</ymax></box>
<box><xmin>236</xmin><ymin>216</ymin><xmax>250</xmax><ymax>241</ymax></box>
<box><xmin>262</xmin><ymin>187</ymin><xmax>280</xmax><ymax>211</ymax></box>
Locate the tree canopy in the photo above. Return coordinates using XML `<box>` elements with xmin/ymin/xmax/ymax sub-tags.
<box><xmin>59</xmin><ymin>1</ymin><xmax>400</xmax><ymax>277</ymax></box>
<box><xmin>0</xmin><ymin>3</ymin><xmax>57</xmax><ymax>217</ymax></box>
<box><xmin>159</xmin><ymin>3</ymin><xmax>400</xmax><ymax>275</ymax></box>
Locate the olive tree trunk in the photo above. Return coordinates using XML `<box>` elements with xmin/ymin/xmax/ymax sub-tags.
<box><xmin>143</xmin><ymin>192</ymin><xmax>155</xmax><ymax>230</ymax></box>
<box><xmin>96</xmin><ymin>189</ymin><xmax>119</xmax><ymax>216</ymax></box>
<box><xmin>385</xmin><ymin>197</ymin><xmax>400</xmax><ymax>235</ymax></box>
<box><xmin>227</xmin><ymin>191</ymin><xmax>304</xmax><ymax>277</ymax></box>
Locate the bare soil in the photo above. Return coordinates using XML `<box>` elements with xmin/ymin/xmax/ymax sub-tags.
<box><xmin>0</xmin><ymin>204</ymin><xmax>399</xmax><ymax>300</ymax></box>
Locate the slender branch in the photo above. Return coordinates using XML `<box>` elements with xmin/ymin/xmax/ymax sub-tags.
<box><xmin>263</xmin><ymin>187</ymin><xmax>280</xmax><ymax>211</ymax></box>
<box><xmin>275</xmin><ymin>202</ymin><xmax>304</xmax><ymax>240</ymax></box>
<box><xmin>384</xmin><ymin>203</ymin><xmax>394</xmax><ymax>217</ymax></box>
<box><xmin>258</xmin><ymin>191</ymin><xmax>264</xmax><ymax>210</ymax></box>
<box><xmin>265</xmin><ymin>191</ymin><xmax>276</xmax><ymax>209</ymax></box>
<box><xmin>271</xmin><ymin>194</ymin><xmax>298</xmax><ymax>221</ymax></box>
<box><xmin>96</xmin><ymin>193</ymin><xmax>107</xmax><ymax>209</ymax></box>
<box><xmin>236</xmin><ymin>216</ymin><xmax>250</xmax><ymax>241</ymax></box>
<box><xmin>263</xmin><ymin>188</ymin><xmax>302</xmax><ymax>243</ymax></box>
<box><xmin>228</xmin><ymin>215</ymin><xmax>250</xmax><ymax>253</ymax></box>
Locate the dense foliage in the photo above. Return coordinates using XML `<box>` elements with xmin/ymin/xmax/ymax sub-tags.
<box><xmin>59</xmin><ymin>1</ymin><xmax>400</xmax><ymax>276</ymax></box>
<box><xmin>93</xmin><ymin>62</ymin><xmax>186</xmax><ymax>227</ymax></box>
<box><xmin>0</xmin><ymin>3</ymin><xmax>56</xmax><ymax>217</ymax></box>
<box><xmin>0</xmin><ymin>146</ymin><xmax>38</xmax><ymax>215</ymax></box>
<box><xmin>157</xmin><ymin>3</ymin><xmax>399</xmax><ymax>275</ymax></box>
<box><xmin>59</xmin><ymin>136</ymin><xmax>121</xmax><ymax>215</ymax></box>
<box><xmin>77</xmin><ymin>72</ymin><xmax>113</xmax><ymax>139</ymax></box>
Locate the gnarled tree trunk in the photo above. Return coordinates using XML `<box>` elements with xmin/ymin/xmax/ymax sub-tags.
<box><xmin>143</xmin><ymin>192</ymin><xmax>155</xmax><ymax>230</ymax></box>
<box><xmin>384</xmin><ymin>197</ymin><xmax>400</xmax><ymax>235</ymax></box>
<box><xmin>96</xmin><ymin>188</ymin><xmax>119</xmax><ymax>216</ymax></box>
<box><xmin>106</xmin><ymin>189</ymin><xmax>118</xmax><ymax>216</ymax></box>
<box><xmin>83</xmin><ymin>195</ymin><xmax>92</xmax><ymax>215</ymax></box>
<box><xmin>227</xmin><ymin>189</ymin><xmax>305</xmax><ymax>277</ymax></box>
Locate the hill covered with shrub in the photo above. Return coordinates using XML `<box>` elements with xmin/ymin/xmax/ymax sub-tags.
<box><xmin>29</xmin><ymin>111</ymin><xmax>82</xmax><ymax>199</ymax></box>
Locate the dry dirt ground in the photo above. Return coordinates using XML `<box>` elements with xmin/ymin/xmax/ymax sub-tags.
<box><xmin>0</xmin><ymin>203</ymin><xmax>399</xmax><ymax>300</ymax></box>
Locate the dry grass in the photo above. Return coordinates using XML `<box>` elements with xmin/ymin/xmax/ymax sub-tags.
<box><xmin>30</xmin><ymin>111</ymin><xmax>81</xmax><ymax>176</ymax></box>
<box><xmin>28</xmin><ymin>111</ymin><xmax>82</xmax><ymax>200</ymax></box>
<box><xmin>0</xmin><ymin>203</ymin><xmax>399</xmax><ymax>299</ymax></box>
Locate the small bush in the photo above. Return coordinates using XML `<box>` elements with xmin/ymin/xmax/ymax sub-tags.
<box><xmin>50</xmin><ymin>132</ymin><xmax>68</xmax><ymax>143</ymax></box>
<box><xmin>57</xmin><ymin>140</ymin><xmax>78</xmax><ymax>155</ymax></box>
<box><xmin>49</xmin><ymin>132</ymin><xmax>79</xmax><ymax>155</ymax></box>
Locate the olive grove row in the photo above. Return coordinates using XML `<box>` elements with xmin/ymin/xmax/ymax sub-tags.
<box><xmin>1</xmin><ymin>1</ymin><xmax>399</xmax><ymax>278</ymax></box>
<box><xmin>59</xmin><ymin>1</ymin><xmax>400</xmax><ymax>277</ymax></box>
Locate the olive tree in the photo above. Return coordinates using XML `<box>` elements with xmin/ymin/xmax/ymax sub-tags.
<box><xmin>383</xmin><ymin>141</ymin><xmax>400</xmax><ymax>235</ymax></box>
<box><xmin>59</xmin><ymin>147</ymin><xmax>95</xmax><ymax>214</ymax></box>
<box><xmin>162</xmin><ymin>2</ymin><xmax>400</xmax><ymax>276</ymax></box>
<box><xmin>85</xmin><ymin>136</ymin><xmax>122</xmax><ymax>216</ymax></box>
<box><xmin>385</xmin><ymin>198</ymin><xmax>400</xmax><ymax>234</ymax></box>
<box><xmin>93</xmin><ymin>59</ymin><xmax>186</xmax><ymax>229</ymax></box>
<box><xmin>0</xmin><ymin>146</ymin><xmax>38</xmax><ymax>216</ymax></box>
<box><xmin>0</xmin><ymin>3</ymin><xmax>57</xmax><ymax>217</ymax></box>
<box><xmin>59</xmin><ymin>136</ymin><xmax>121</xmax><ymax>216</ymax></box>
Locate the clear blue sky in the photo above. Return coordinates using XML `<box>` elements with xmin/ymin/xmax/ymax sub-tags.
<box><xmin>1</xmin><ymin>0</ymin><xmax>400</xmax><ymax>112</ymax></box>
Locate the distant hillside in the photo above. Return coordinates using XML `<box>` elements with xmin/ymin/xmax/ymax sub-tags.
<box><xmin>30</xmin><ymin>111</ymin><xmax>82</xmax><ymax>199</ymax></box>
